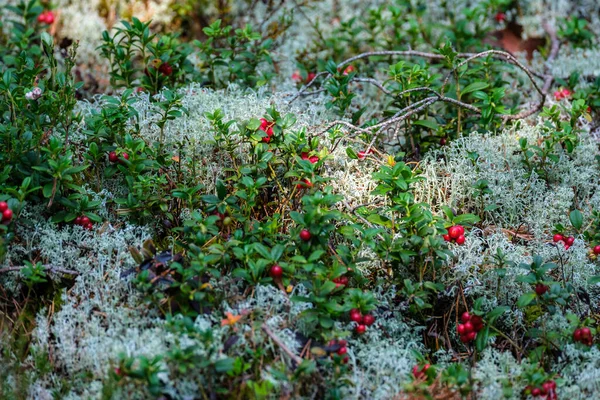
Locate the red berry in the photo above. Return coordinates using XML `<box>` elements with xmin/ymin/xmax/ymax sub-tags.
<box><xmin>412</xmin><ymin>365</ymin><xmax>421</xmax><ymax>378</ymax></box>
<box><xmin>350</xmin><ymin>308</ymin><xmax>360</xmax><ymax>315</ymax></box>
<box><xmin>564</xmin><ymin>244</ymin><xmax>570</xmax><ymax>250</ymax></box>
<box><xmin>74</xmin><ymin>216</ymin><xmax>83</xmax><ymax>225</ymax></box>
<box><xmin>535</xmin><ymin>283</ymin><xmax>548</xmax><ymax>296</ymax></box>
<box><xmin>45</xmin><ymin>11</ymin><xmax>55</xmax><ymax>24</ymax></box>
<box><xmin>2</xmin><ymin>209</ymin><xmax>13</xmax><ymax>222</ymax></box>
<box><xmin>531</xmin><ymin>388</ymin><xmax>541</xmax><ymax>396</ymax></box>
<box><xmin>306</xmin><ymin>72</ymin><xmax>316</xmax><ymax>83</ymax></box>
<box><xmin>422</xmin><ymin>364</ymin><xmax>430</xmax><ymax>372</ymax></box>
<box><xmin>80</xmin><ymin>216</ymin><xmax>90</xmax><ymax>226</ymax></box>
<box><xmin>121</xmin><ymin>153</ymin><xmax>129</xmax><ymax>161</ymax></box>
<box><xmin>463</xmin><ymin>321</ymin><xmax>474</xmax><ymax>333</ymax></box>
<box><xmin>84</xmin><ymin>223</ymin><xmax>94</xmax><ymax>230</ymax></box>
<box><xmin>456</xmin><ymin>235</ymin><xmax>466</xmax><ymax>245</ymax></box>
<box><xmin>443</xmin><ymin>234</ymin><xmax>451</xmax><ymax>241</ymax></box>
<box><xmin>581</xmin><ymin>327</ymin><xmax>591</xmax><ymax>338</ymax></box>
<box><xmin>448</xmin><ymin>226</ymin><xmax>461</xmax><ymax>239</ymax></box>
<box><xmin>495</xmin><ymin>12</ymin><xmax>506</xmax><ymax>22</ymax></box>
<box><xmin>0</xmin><ymin>202</ymin><xmax>7</xmax><ymax>212</ymax></box>
<box><xmin>565</xmin><ymin>236</ymin><xmax>575</xmax><ymax>246</ymax></box>
<box><xmin>159</xmin><ymin>62</ymin><xmax>173</xmax><ymax>76</ymax></box>
<box><xmin>542</xmin><ymin>382</ymin><xmax>553</xmax><ymax>393</ymax></box>
<box><xmin>342</xmin><ymin>356</ymin><xmax>349</xmax><ymax>364</ymax></box>
<box><xmin>467</xmin><ymin>331</ymin><xmax>476</xmax><ymax>341</ymax></box>
<box><xmin>300</xmin><ymin>229</ymin><xmax>311</xmax><ymax>241</ymax></box>
<box><xmin>296</xmin><ymin>179</ymin><xmax>312</xmax><ymax>189</ymax></box>
<box><xmin>339</xmin><ymin>276</ymin><xmax>349</xmax><ymax>285</ymax></box>
<box><xmin>553</xmin><ymin>234</ymin><xmax>563</xmax><ymax>243</ymax></box>
<box><xmin>108</xmin><ymin>151</ymin><xmax>118</xmax><ymax>163</ymax></box>
<box><xmin>355</xmin><ymin>324</ymin><xmax>366</xmax><ymax>334</ymax></box>
<box><xmin>300</xmin><ymin>152</ymin><xmax>309</xmax><ymax>160</ymax></box>
<box><xmin>440</xmin><ymin>138</ymin><xmax>447</xmax><ymax>146</ymax></box>
<box><xmin>350</xmin><ymin>312</ymin><xmax>363</xmax><ymax>323</ymax></box>
<box><xmin>573</xmin><ymin>328</ymin><xmax>582</xmax><ymax>341</ymax></box>
<box><xmin>461</xmin><ymin>312</ymin><xmax>471</xmax><ymax>323</ymax></box>
<box><xmin>337</xmin><ymin>346</ymin><xmax>347</xmax><ymax>355</ymax></box>
<box><xmin>291</xmin><ymin>71</ymin><xmax>302</xmax><ymax>83</ymax></box>
<box><xmin>363</xmin><ymin>314</ymin><xmax>375</xmax><ymax>326</ymax></box>
<box><xmin>269</xmin><ymin>264</ymin><xmax>283</xmax><ymax>278</ymax></box>
<box><xmin>457</xmin><ymin>324</ymin><xmax>466</xmax><ymax>335</ymax></box>
<box><xmin>471</xmin><ymin>316</ymin><xmax>484</xmax><ymax>331</ymax></box>
<box><xmin>546</xmin><ymin>380</ymin><xmax>556</xmax><ymax>390</ymax></box>
<box><xmin>460</xmin><ymin>335</ymin><xmax>470</xmax><ymax>343</ymax></box>
<box><xmin>357</xmin><ymin>151</ymin><xmax>367</xmax><ymax>159</ymax></box>
<box><xmin>593</xmin><ymin>245</ymin><xmax>600</xmax><ymax>255</ymax></box>
<box><xmin>309</xmin><ymin>156</ymin><xmax>319</xmax><ymax>163</ymax></box>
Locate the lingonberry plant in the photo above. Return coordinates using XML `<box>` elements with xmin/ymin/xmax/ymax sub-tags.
<box><xmin>2</xmin><ymin>0</ymin><xmax>600</xmax><ymax>398</ymax></box>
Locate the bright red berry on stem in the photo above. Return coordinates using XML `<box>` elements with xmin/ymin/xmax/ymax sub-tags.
<box><xmin>121</xmin><ymin>153</ymin><xmax>129</xmax><ymax>161</ymax></box>
<box><xmin>2</xmin><ymin>209</ymin><xmax>13</xmax><ymax>222</ymax></box>
<box><xmin>460</xmin><ymin>335</ymin><xmax>470</xmax><ymax>343</ymax></box>
<box><xmin>531</xmin><ymin>388</ymin><xmax>541</xmax><ymax>396</ymax></box>
<box><xmin>565</xmin><ymin>236</ymin><xmax>575</xmax><ymax>246</ymax></box>
<box><xmin>306</xmin><ymin>72</ymin><xmax>316</xmax><ymax>83</ymax></box>
<box><xmin>461</xmin><ymin>312</ymin><xmax>471</xmax><ymax>323</ymax></box>
<box><xmin>457</xmin><ymin>324</ymin><xmax>466</xmax><ymax>335</ymax></box>
<box><xmin>84</xmin><ymin>223</ymin><xmax>94</xmax><ymax>230</ymax></box>
<box><xmin>553</xmin><ymin>234</ymin><xmax>563</xmax><ymax>243</ymax></box>
<box><xmin>109</xmin><ymin>151</ymin><xmax>118</xmax><ymax>163</ymax></box>
<box><xmin>80</xmin><ymin>216</ymin><xmax>90</xmax><ymax>225</ymax></box>
<box><xmin>350</xmin><ymin>308</ymin><xmax>360</xmax><ymax>316</ymax></box>
<box><xmin>456</xmin><ymin>235</ymin><xmax>466</xmax><ymax>245</ymax></box>
<box><xmin>337</xmin><ymin>346</ymin><xmax>347</xmax><ymax>355</ymax></box>
<box><xmin>269</xmin><ymin>264</ymin><xmax>283</xmax><ymax>278</ymax></box>
<box><xmin>463</xmin><ymin>321</ymin><xmax>474</xmax><ymax>333</ymax></box>
<box><xmin>350</xmin><ymin>312</ymin><xmax>363</xmax><ymax>323</ymax></box>
<box><xmin>495</xmin><ymin>12</ymin><xmax>506</xmax><ymax>22</ymax></box>
<box><xmin>342</xmin><ymin>65</ymin><xmax>355</xmax><ymax>75</ymax></box>
<box><xmin>573</xmin><ymin>328</ymin><xmax>582</xmax><ymax>341</ymax></box>
<box><xmin>300</xmin><ymin>229</ymin><xmax>311</xmax><ymax>241</ymax></box>
<box><xmin>363</xmin><ymin>314</ymin><xmax>375</xmax><ymax>326</ymax></box>
<box><xmin>355</xmin><ymin>324</ymin><xmax>366</xmax><ymax>334</ymax></box>
<box><xmin>594</xmin><ymin>245</ymin><xmax>600</xmax><ymax>255</ymax></box>
<box><xmin>467</xmin><ymin>331</ymin><xmax>476</xmax><ymax>341</ymax></box>
<box><xmin>443</xmin><ymin>234</ymin><xmax>450</xmax><ymax>241</ymax></box>
<box><xmin>448</xmin><ymin>226</ymin><xmax>462</xmax><ymax>239</ymax></box>
<box><xmin>0</xmin><ymin>202</ymin><xmax>7</xmax><ymax>213</ymax></box>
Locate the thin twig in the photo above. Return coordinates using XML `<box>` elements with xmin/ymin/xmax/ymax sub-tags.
<box><xmin>262</xmin><ymin>323</ymin><xmax>303</xmax><ymax>365</ymax></box>
<box><xmin>0</xmin><ymin>264</ymin><xmax>79</xmax><ymax>276</ymax></box>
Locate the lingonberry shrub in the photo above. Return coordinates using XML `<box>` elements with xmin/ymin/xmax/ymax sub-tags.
<box><xmin>99</xmin><ymin>17</ymin><xmax>193</xmax><ymax>93</ymax></box>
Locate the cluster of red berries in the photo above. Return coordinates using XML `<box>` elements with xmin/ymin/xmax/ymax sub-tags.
<box><xmin>108</xmin><ymin>151</ymin><xmax>129</xmax><ymax>164</ymax></box>
<box><xmin>443</xmin><ymin>225</ymin><xmax>466</xmax><ymax>245</ymax></box>
<box><xmin>291</xmin><ymin>71</ymin><xmax>317</xmax><ymax>84</ymax></box>
<box><xmin>573</xmin><ymin>326</ymin><xmax>593</xmax><ymax>346</ymax></box>
<box><xmin>269</xmin><ymin>264</ymin><xmax>283</xmax><ymax>279</ymax></box>
<box><xmin>553</xmin><ymin>88</ymin><xmax>572</xmax><ymax>101</ymax></box>
<box><xmin>301</xmin><ymin>152</ymin><xmax>319</xmax><ymax>164</ymax></box>
<box><xmin>412</xmin><ymin>363</ymin><xmax>431</xmax><ymax>380</ymax></box>
<box><xmin>37</xmin><ymin>11</ymin><xmax>55</xmax><ymax>24</ymax></box>
<box><xmin>328</xmin><ymin>339</ymin><xmax>349</xmax><ymax>364</ymax></box>
<box><xmin>74</xmin><ymin>215</ymin><xmax>94</xmax><ymax>231</ymax></box>
<box><xmin>0</xmin><ymin>202</ymin><xmax>14</xmax><ymax>224</ymax></box>
<box><xmin>299</xmin><ymin>229</ymin><xmax>311</xmax><ymax>241</ymax></box>
<box><xmin>332</xmin><ymin>275</ymin><xmax>349</xmax><ymax>288</ymax></box>
<box><xmin>494</xmin><ymin>12</ymin><xmax>506</xmax><ymax>22</ymax></box>
<box><xmin>259</xmin><ymin>118</ymin><xmax>275</xmax><ymax>143</ymax></box>
<box><xmin>357</xmin><ymin>149</ymin><xmax>373</xmax><ymax>160</ymax></box>
<box><xmin>552</xmin><ymin>233</ymin><xmax>574</xmax><ymax>250</ymax></box>
<box><xmin>457</xmin><ymin>312</ymin><xmax>483</xmax><ymax>343</ymax></box>
<box><xmin>525</xmin><ymin>380</ymin><xmax>557</xmax><ymax>399</ymax></box>
<box><xmin>350</xmin><ymin>309</ymin><xmax>376</xmax><ymax>335</ymax></box>
<box><xmin>535</xmin><ymin>283</ymin><xmax>549</xmax><ymax>295</ymax></box>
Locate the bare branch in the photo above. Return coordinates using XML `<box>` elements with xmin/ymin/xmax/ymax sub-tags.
<box><xmin>262</xmin><ymin>323</ymin><xmax>303</xmax><ymax>365</ymax></box>
<box><xmin>0</xmin><ymin>264</ymin><xmax>79</xmax><ymax>276</ymax></box>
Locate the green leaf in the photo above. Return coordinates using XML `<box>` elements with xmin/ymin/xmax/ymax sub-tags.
<box><xmin>461</xmin><ymin>81</ymin><xmax>489</xmax><ymax>95</ymax></box>
<box><xmin>413</xmin><ymin>119</ymin><xmax>439</xmax><ymax>130</ymax></box>
<box><xmin>569</xmin><ymin>209</ymin><xmax>583</xmax><ymax>230</ymax></box>
<box><xmin>346</xmin><ymin>147</ymin><xmax>358</xmax><ymax>160</ymax></box>
<box><xmin>517</xmin><ymin>292</ymin><xmax>536</xmax><ymax>308</ymax></box>
<box><xmin>475</xmin><ymin>325</ymin><xmax>490</xmax><ymax>352</ymax></box>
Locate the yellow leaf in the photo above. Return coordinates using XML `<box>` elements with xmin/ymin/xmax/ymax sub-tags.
<box><xmin>387</xmin><ymin>155</ymin><xmax>396</xmax><ymax>166</ymax></box>
<box><xmin>221</xmin><ymin>312</ymin><xmax>242</xmax><ymax>327</ymax></box>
